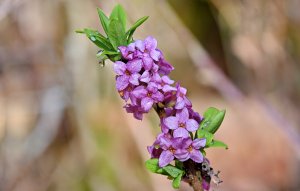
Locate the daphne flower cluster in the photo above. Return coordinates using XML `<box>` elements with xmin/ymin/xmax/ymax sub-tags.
<box><xmin>113</xmin><ymin>36</ymin><xmax>206</xmax><ymax>168</ymax></box>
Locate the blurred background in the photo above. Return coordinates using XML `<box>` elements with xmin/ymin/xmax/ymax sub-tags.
<box><xmin>1</xmin><ymin>0</ymin><xmax>300</xmax><ymax>190</ymax></box>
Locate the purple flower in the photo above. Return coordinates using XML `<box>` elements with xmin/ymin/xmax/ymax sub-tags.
<box><xmin>163</xmin><ymin>107</ymin><xmax>199</xmax><ymax>138</ymax></box>
<box><xmin>148</xmin><ymin>133</ymin><xmax>172</xmax><ymax>158</ymax></box>
<box><xmin>114</xmin><ymin>60</ymin><xmax>142</xmax><ymax>91</ymax></box>
<box><xmin>175</xmin><ymin>83</ymin><xmax>192</xmax><ymax>109</ymax></box>
<box><xmin>180</xmin><ymin>138</ymin><xmax>206</xmax><ymax>163</ymax></box>
<box><xmin>158</xmin><ymin>136</ymin><xmax>187</xmax><ymax>167</ymax></box>
<box><xmin>143</xmin><ymin>36</ymin><xmax>161</xmax><ymax>61</ymax></box>
<box><xmin>118</xmin><ymin>84</ymin><xmax>135</xmax><ymax>102</ymax></box>
<box><xmin>124</xmin><ymin>104</ymin><xmax>145</xmax><ymax>120</ymax></box>
<box><xmin>188</xmin><ymin>108</ymin><xmax>203</xmax><ymax>124</ymax></box>
<box><xmin>118</xmin><ymin>43</ymin><xmax>136</xmax><ymax>60</ymax></box>
<box><xmin>132</xmin><ymin>82</ymin><xmax>164</xmax><ymax>112</ymax></box>
<box><xmin>157</xmin><ymin>57</ymin><xmax>174</xmax><ymax>75</ymax></box>
<box><xmin>152</xmin><ymin>73</ymin><xmax>177</xmax><ymax>93</ymax></box>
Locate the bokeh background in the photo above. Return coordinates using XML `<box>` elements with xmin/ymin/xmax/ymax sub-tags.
<box><xmin>1</xmin><ymin>0</ymin><xmax>300</xmax><ymax>190</ymax></box>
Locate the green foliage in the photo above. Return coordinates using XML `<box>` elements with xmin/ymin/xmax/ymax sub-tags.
<box><xmin>145</xmin><ymin>159</ymin><xmax>184</xmax><ymax>189</ymax></box>
<box><xmin>97</xmin><ymin>8</ymin><xmax>109</xmax><ymax>36</ymax></box>
<box><xmin>196</xmin><ymin>129</ymin><xmax>214</xmax><ymax>146</ymax></box>
<box><xmin>172</xmin><ymin>172</ymin><xmax>183</xmax><ymax>189</ymax></box>
<box><xmin>196</xmin><ymin>107</ymin><xmax>228</xmax><ymax>150</ymax></box>
<box><xmin>208</xmin><ymin>140</ymin><xmax>228</xmax><ymax>149</ymax></box>
<box><xmin>108</xmin><ymin>18</ymin><xmax>127</xmax><ymax>50</ymax></box>
<box><xmin>83</xmin><ymin>28</ymin><xmax>113</xmax><ymax>50</ymax></box>
<box><xmin>76</xmin><ymin>4</ymin><xmax>149</xmax><ymax>63</ymax></box>
<box><xmin>126</xmin><ymin>16</ymin><xmax>149</xmax><ymax>43</ymax></box>
<box><xmin>109</xmin><ymin>4</ymin><xmax>127</xmax><ymax>31</ymax></box>
<box><xmin>200</xmin><ymin>107</ymin><xmax>226</xmax><ymax>134</ymax></box>
<box><xmin>163</xmin><ymin>165</ymin><xmax>183</xmax><ymax>178</ymax></box>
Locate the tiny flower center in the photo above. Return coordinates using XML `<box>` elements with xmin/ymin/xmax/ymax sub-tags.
<box><xmin>179</xmin><ymin>123</ymin><xmax>185</xmax><ymax>128</ymax></box>
<box><xmin>168</xmin><ymin>147</ymin><xmax>176</xmax><ymax>154</ymax></box>
<box><xmin>188</xmin><ymin>145</ymin><xmax>193</xmax><ymax>152</ymax></box>
<box><xmin>119</xmin><ymin>91</ymin><xmax>124</xmax><ymax>97</ymax></box>
<box><xmin>125</xmin><ymin>70</ymin><xmax>131</xmax><ymax>75</ymax></box>
<box><xmin>147</xmin><ymin>92</ymin><xmax>152</xmax><ymax>97</ymax></box>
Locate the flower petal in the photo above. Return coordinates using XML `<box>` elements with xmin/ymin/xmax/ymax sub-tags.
<box><xmin>132</xmin><ymin>86</ymin><xmax>147</xmax><ymax>98</ymax></box>
<box><xmin>147</xmin><ymin>82</ymin><xmax>158</xmax><ymax>92</ymax></box>
<box><xmin>175</xmin><ymin>97</ymin><xmax>185</xmax><ymax>109</ymax></box>
<box><xmin>164</xmin><ymin>116</ymin><xmax>178</xmax><ymax>130</ymax></box>
<box><xmin>177</xmin><ymin>108</ymin><xmax>189</xmax><ymax>123</ymax></box>
<box><xmin>141</xmin><ymin>97</ymin><xmax>154</xmax><ymax>112</ymax></box>
<box><xmin>140</xmin><ymin>71</ymin><xmax>151</xmax><ymax>83</ymax></box>
<box><xmin>174</xmin><ymin>149</ymin><xmax>189</xmax><ymax>161</ymax></box>
<box><xmin>129</xmin><ymin>73</ymin><xmax>140</xmax><ymax>85</ymax></box>
<box><xmin>159</xmin><ymin>150</ymin><xmax>174</xmax><ymax>167</ymax></box>
<box><xmin>144</xmin><ymin>36</ymin><xmax>157</xmax><ymax>50</ymax></box>
<box><xmin>186</xmin><ymin>119</ymin><xmax>199</xmax><ymax>132</ymax></box>
<box><xmin>114</xmin><ymin>61</ymin><xmax>126</xmax><ymax>75</ymax></box>
<box><xmin>181</xmin><ymin>137</ymin><xmax>193</xmax><ymax>149</ymax></box>
<box><xmin>162</xmin><ymin>85</ymin><xmax>177</xmax><ymax>92</ymax></box>
<box><xmin>152</xmin><ymin>91</ymin><xmax>164</xmax><ymax>102</ymax></box>
<box><xmin>127</xmin><ymin>59</ymin><xmax>142</xmax><ymax>73</ymax></box>
<box><xmin>116</xmin><ymin>75</ymin><xmax>129</xmax><ymax>91</ymax></box>
<box><xmin>135</xmin><ymin>40</ymin><xmax>145</xmax><ymax>52</ymax></box>
<box><xmin>173</xmin><ymin>128</ymin><xmax>189</xmax><ymax>138</ymax></box>
<box><xmin>150</xmin><ymin>49</ymin><xmax>161</xmax><ymax>61</ymax></box>
<box><xmin>192</xmin><ymin>138</ymin><xmax>206</xmax><ymax>149</ymax></box>
<box><xmin>161</xmin><ymin>75</ymin><xmax>174</xmax><ymax>85</ymax></box>
<box><xmin>190</xmin><ymin>150</ymin><xmax>203</xmax><ymax>163</ymax></box>
<box><xmin>142</xmin><ymin>56</ymin><xmax>153</xmax><ymax>70</ymax></box>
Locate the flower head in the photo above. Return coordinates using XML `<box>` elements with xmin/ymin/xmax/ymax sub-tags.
<box><xmin>163</xmin><ymin>108</ymin><xmax>199</xmax><ymax>138</ymax></box>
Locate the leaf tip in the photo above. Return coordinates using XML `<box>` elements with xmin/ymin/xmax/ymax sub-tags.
<box><xmin>75</xmin><ymin>29</ymin><xmax>84</xmax><ymax>34</ymax></box>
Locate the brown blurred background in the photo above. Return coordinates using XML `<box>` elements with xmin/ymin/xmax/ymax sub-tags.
<box><xmin>0</xmin><ymin>0</ymin><xmax>300</xmax><ymax>190</ymax></box>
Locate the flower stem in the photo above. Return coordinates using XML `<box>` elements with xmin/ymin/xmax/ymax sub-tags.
<box><xmin>183</xmin><ymin>160</ymin><xmax>204</xmax><ymax>191</ymax></box>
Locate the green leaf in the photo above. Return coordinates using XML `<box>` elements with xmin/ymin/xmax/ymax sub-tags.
<box><xmin>209</xmin><ymin>140</ymin><xmax>228</xmax><ymax>149</ymax></box>
<box><xmin>108</xmin><ymin>18</ymin><xmax>127</xmax><ymax>50</ymax></box>
<box><xmin>126</xmin><ymin>16</ymin><xmax>149</xmax><ymax>43</ymax></box>
<box><xmin>109</xmin><ymin>4</ymin><xmax>126</xmax><ymax>31</ymax></box>
<box><xmin>200</xmin><ymin>149</ymin><xmax>206</xmax><ymax>156</ymax></box>
<box><xmin>83</xmin><ymin>28</ymin><xmax>113</xmax><ymax>50</ymax></box>
<box><xmin>175</xmin><ymin>160</ymin><xmax>184</xmax><ymax>170</ymax></box>
<box><xmin>200</xmin><ymin>107</ymin><xmax>226</xmax><ymax>134</ymax></box>
<box><xmin>145</xmin><ymin>159</ymin><xmax>160</xmax><ymax>173</ymax></box>
<box><xmin>197</xmin><ymin>129</ymin><xmax>214</xmax><ymax>146</ymax></box>
<box><xmin>145</xmin><ymin>159</ymin><xmax>168</xmax><ymax>175</ymax></box>
<box><xmin>172</xmin><ymin>173</ymin><xmax>183</xmax><ymax>189</ymax></box>
<box><xmin>97</xmin><ymin>8</ymin><xmax>109</xmax><ymax>36</ymax></box>
<box><xmin>163</xmin><ymin>165</ymin><xmax>183</xmax><ymax>178</ymax></box>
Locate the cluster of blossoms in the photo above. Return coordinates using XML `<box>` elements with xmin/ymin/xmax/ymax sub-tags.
<box><xmin>114</xmin><ymin>36</ymin><xmax>207</xmax><ymax>168</ymax></box>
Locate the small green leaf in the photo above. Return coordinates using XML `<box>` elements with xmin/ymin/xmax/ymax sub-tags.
<box><xmin>163</xmin><ymin>165</ymin><xmax>183</xmax><ymax>178</ymax></box>
<box><xmin>108</xmin><ymin>18</ymin><xmax>127</xmax><ymax>50</ymax></box>
<box><xmin>172</xmin><ymin>173</ymin><xmax>183</xmax><ymax>189</ymax></box>
<box><xmin>75</xmin><ymin>29</ymin><xmax>84</xmax><ymax>34</ymax></box>
<box><xmin>209</xmin><ymin>140</ymin><xmax>228</xmax><ymax>149</ymax></box>
<box><xmin>145</xmin><ymin>159</ymin><xmax>168</xmax><ymax>175</ymax></box>
<box><xmin>145</xmin><ymin>159</ymin><xmax>160</xmax><ymax>173</ymax></box>
<box><xmin>126</xmin><ymin>16</ymin><xmax>149</xmax><ymax>43</ymax></box>
<box><xmin>97</xmin><ymin>8</ymin><xmax>109</xmax><ymax>36</ymax></box>
<box><xmin>200</xmin><ymin>107</ymin><xmax>226</xmax><ymax>134</ymax></box>
<box><xmin>110</xmin><ymin>4</ymin><xmax>126</xmax><ymax>31</ymax></box>
<box><xmin>83</xmin><ymin>28</ymin><xmax>113</xmax><ymax>50</ymax></box>
<box><xmin>197</xmin><ymin>129</ymin><xmax>214</xmax><ymax>146</ymax></box>
<box><xmin>175</xmin><ymin>160</ymin><xmax>184</xmax><ymax>170</ymax></box>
